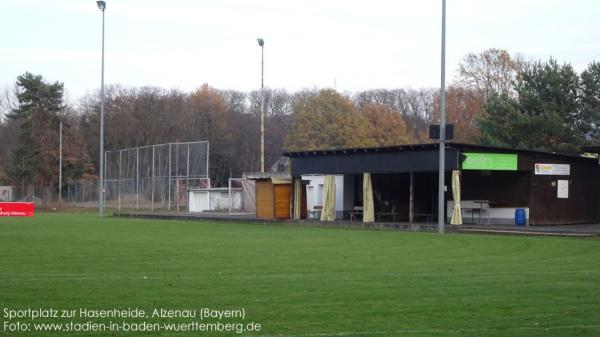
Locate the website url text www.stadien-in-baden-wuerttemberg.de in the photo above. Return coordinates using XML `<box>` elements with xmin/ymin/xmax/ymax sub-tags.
<box><xmin>2</xmin><ymin>307</ymin><xmax>263</xmax><ymax>334</ymax></box>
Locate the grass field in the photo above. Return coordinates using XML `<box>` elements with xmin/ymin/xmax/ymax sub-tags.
<box><xmin>1</xmin><ymin>213</ymin><xmax>599</xmax><ymax>337</ymax></box>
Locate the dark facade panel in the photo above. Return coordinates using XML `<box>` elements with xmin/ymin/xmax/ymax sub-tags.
<box><xmin>290</xmin><ymin>149</ymin><xmax>459</xmax><ymax>176</ymax></box>
<box><xmin>461</xmin><ymin>170</ymin><xmax>531</xmax><ymax>207</ymax></box>
<box><xmin>527</xmin><ymin>154</ymin><xmax>600</xmax><ymax>225</ymax></box>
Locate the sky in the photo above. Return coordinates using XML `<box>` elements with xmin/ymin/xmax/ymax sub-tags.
<box><xmin>1</xmin><ymin>0</ymin><xmax>599</xmax><ymax>103</ymax></box>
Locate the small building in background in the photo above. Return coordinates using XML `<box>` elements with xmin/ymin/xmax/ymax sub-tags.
<box><xmin>245</xmin><ymin>172</ymin><xmax>304</xmax><ymax>220</ymax></box>
<box><xmin>0</xmin><ymin>186</ymin><xmax>15</xmax><ymax>202</ymax></box>
<box><xmin>188</xmin><ymin>187</ymin><xmax>242</xmax><ymax>212</ymax></box>
<box><xmin>245</xmin><ymin>157</ymin><xmax>307</xmax><ymax>220</ymax></box>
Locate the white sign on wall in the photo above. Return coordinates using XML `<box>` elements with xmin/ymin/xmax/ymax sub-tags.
<box><xmin>535</xmin><ymin>163</ymin><xmax>570</xmax><ymax>176</ymax></box>
<box><xmin>557</xmin><ymin>180</ymin><xmax>569</xmax><ymax>198</ymax></box>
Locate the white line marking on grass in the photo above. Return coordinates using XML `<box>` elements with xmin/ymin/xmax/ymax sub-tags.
<box><xmin>381</xmin><ymin>269</ymin><xmax>600</xmax><ymax>278</ymax></box>
<box><xmin>0</xmin><ymin>273</ymin><xmax>163</xmax><ymax>281</ymax></box>
<box><xmin>1</xmin><ymin>269</ymin><xmax>599</xmax><ymax>281</ymax></box>
<box><xmin>252</xmin><ymin>324</ymin><xmax>600</xmax><ymax>337</ymax></box>
<box><xmin>0</xmin><ymin>270</ymin><xmax>600</xmax><ymax>281</ymax></box>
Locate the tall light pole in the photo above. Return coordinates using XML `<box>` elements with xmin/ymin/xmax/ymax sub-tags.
<box><xmin>438</xmin><ymin>0</ymin><xmax>447</xmax><ymax>234</ymax></box>
<box><xmin>97</xmin><ymin>0</ymin><xmax>106</xmax><ymax>217</ymax></box>
<box><xmin>59</xmin><ymin>120</ymin><xmax>62</xmax><ymax>204</ymax></box>
<box><xmin>257</xmin><ymin>38</ymin><xmax>265</xmax><ymax>173</ymax></box>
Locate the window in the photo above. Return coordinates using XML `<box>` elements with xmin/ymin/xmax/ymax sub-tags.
<box><xmin>317</xmin><ymin>184</ymin><xmax>324</xmax><ymax>206</ymax></box>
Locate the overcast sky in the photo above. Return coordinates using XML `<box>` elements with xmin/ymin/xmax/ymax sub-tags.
<box><xmin>1</xmin><ymin>0</ymin><xmax>599</xmax><ymax>102</ymax></box>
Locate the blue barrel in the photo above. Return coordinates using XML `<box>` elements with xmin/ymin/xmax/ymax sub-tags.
<box><xmin>515</xmin><ymin>208</ymin><xmax>526</xmax><ymax>226</ymax></box>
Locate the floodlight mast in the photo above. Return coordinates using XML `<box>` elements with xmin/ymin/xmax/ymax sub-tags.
<box><xmin>257</xmin><ymin>38</ymin><xmax>265</xmax><ymax>173</ymax></box>
<box><xmin>59</xmin><ymin>120</ymin><xmax>62</xmax><ymax>204</ymax></box>
<box><xmin>437</xmin><ymin>0</ymin><xmax>447</xmax><ymax>234</ymax></box>
<box><xmin>97</xmin><ymin>0</ymin><xmax>106</xmax><ymax>217</ymax></box>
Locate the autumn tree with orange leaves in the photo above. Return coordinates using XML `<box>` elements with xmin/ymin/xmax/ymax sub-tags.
<box><xmin>360</xmin><ymin>103</ymin><xmax>411</xmax><ymax>146</ymax></box>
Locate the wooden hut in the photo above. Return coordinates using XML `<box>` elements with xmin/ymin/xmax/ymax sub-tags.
<box><xmin>246</xmin><ymin>173</ymin><xmax>307</xmax><ymax>220</ymax></box>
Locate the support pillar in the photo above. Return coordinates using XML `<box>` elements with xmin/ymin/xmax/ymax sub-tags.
<box><xmin>409</xmin><ymin>172</ymin><xmax>414</xmax><ymax>224</ymax></box>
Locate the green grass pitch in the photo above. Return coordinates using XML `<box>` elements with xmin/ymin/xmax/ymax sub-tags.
<box><xmin>1</xmin><ymin>212</ymin><xmax>599</xmax><ymax>336</ymax></box>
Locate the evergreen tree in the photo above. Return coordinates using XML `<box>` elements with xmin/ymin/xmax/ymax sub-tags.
<box><xmin>478</xmin><ymin>59</ymin><xmax>584</xmax><ymax>153</ymax></box>
<box><xmin>7</xmin><ymin>72</ymin><xmax>90</xmax><ymax>205</ymax></box>
<box><xmin>8</xmin><ymin>73</ymin><xmax>64</xmax><ymax>200</ymax></box>
<box><xmin>580</xmin><ymin>61</ymin><xmax>600</xmax><ymax>142</ymax></box>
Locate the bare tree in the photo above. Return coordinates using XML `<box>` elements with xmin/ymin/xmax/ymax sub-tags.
<box><xmin>456</xmin><ymin>48</ymin><xmax>522</xmax><ymax>97</ymax></box>
<box><xmin>0</xmin><ymin>85</ymin><xmax>18</xmax><ymax>122</ymax></box>
<box><xmin>353</xmin><ymin>88</ymin><xmax>436</xmax><ymax>143</ymax></box>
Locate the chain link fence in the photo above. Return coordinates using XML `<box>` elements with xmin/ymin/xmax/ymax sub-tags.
<box><xmin>2</xmin><ymin>141</ymin><xmax>258</xmax><ymax>215</ymax></box>
<box><xmin>104</xmin><ymin>141</ymin><xmax>209</xmax><ymax>211</ymax></box>
<box><xmin>227</xmin><ymin>178</ymin><xmax>256</xmax><ymax>214</ymax></box>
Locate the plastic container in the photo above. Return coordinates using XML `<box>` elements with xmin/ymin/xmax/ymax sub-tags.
<box><xmin>515</xmin><ymin>208</ymin><xmax>526</xmax><ymax>226</ymax></box>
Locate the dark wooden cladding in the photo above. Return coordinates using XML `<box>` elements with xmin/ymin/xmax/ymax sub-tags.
<box><xmin>290</xmin><ymin>149</ymin><xmax>460</xmax><ymax>176</ymax></box>
<box><xmin>462</xmin><ymin>171</ymin><xmax>531</xmax><ymax>208</ymax></box>
<box><xmin>527</xmin><ymin>154</ymin><xmax>600</xmax><ymax>225</ymax></box>
<box><xmin>301</xmin><ymin>185</ymin><xmax>308</xmax><ymax>219</ymax></box>
<box><xmin>518</xmin><ymin>154</ymin><xmax>535</xmax><ymax>171</ymax></box>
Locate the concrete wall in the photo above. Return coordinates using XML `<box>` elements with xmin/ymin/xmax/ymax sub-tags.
<box><xmin>189</xmin><ymin>189</ymin><xmax>242</xmax><ymax>212</ymax></box>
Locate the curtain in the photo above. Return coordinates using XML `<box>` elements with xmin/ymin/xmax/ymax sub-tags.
<box><xmin>363</xmin><ymin>173</ymin><xmax>375</xmax><ymax>223</ymax></box>
<box><xmin>320</xmin><ymin>175</ymin><xmax>336</xmax><ymax>221</ymax></box>
<box><xmin>293</xmin><ymin>177</ymin><xmax>302</xmax><ymax>220</ymax></box>
<box><xmin>451</xmin><ymin>170</ymin><xmax>462</xmax><ymax>225</ymax></box>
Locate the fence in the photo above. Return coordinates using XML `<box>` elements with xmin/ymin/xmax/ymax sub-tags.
<box><xmin>6</xmin><ymin>141</ymin><xmax>259</xmax><ymax>214</ymax></box>
<box><xmin>104</xmin><ymin>141</ymin><xmax>210</xmax><ymax>211</ymax></box>
<box><xmin>5</xmin><ymin>175</ymin><xmax>257</xmax><ymax>215</ymax></box>
<box><xmin>65</xmin><ymin>179</ymin><xmax>98</xmax><ymax>207</ymax></box>
<box><xmin>227</xmin><ymin>178</ymin><xmax>256</xmax><ymax>214</ymax></box>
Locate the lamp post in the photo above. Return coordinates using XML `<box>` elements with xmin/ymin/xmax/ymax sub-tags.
<box><xmin>437</xmin><ymin>0</ymin><xmax>447</xmax><ymax>234</ymax></box>
<box><xmin>59</xmin><ymin>120</ymin><xmax>62</xmax><ymax>204</ymax></box>
<box><xmin>257</xmin><ymin>38</ymin><xmax>265</xmax><ymax>173</ymax></box>
<box><xmin>97</xmin><ymin>0</ymin><xmax>106</xmax><ymax>217</ymax></box>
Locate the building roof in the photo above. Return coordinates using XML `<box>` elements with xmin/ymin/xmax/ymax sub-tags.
<box><xmin>582</xmin><ymin>145</ymin><xmax>600</xmax><ymax>154</ymax></box>
<box><xmin>243</xmin><ymin>172</ymin><xmax>291</xmax><ymax>181</ymax></box>
<box><xmin>285</xmin><ymin>142</ymin><xmax>595</xmax><ymax>162</ymax></box>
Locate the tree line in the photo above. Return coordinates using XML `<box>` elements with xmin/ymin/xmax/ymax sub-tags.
<box><xmin>0</xmin><ymin>49</ymin><xmax>599</xmax><ymax>205</ymax></box>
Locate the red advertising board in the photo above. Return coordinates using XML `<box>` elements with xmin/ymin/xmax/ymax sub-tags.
<box><xmin>0</xmin><ymin>202</ymin><xmax>35</xmax><ymax>217</ymax></box>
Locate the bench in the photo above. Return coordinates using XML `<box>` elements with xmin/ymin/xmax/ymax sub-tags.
<box><xmin>460</xmin><ymin>200</ymin><xmax>490</xmax><ymax>224</ymax></box>
<box><xmin>309</xmin><ymin>205</ymin><xmax>323</xmax><ymax>219</ymax></box>
<box><xmin>349</xmin><ymin>206</ymin><xmax>363</xmax><ymax>221</ymax></box>
<box><xmin>375</xmin><ymin>212</ymin><xmax>405</xmax><ymax>222</ymax></box>
<box><xmin>414</xmin><ymin>213</ymin><xmax>435</xmax><ymax>223</ymax></box>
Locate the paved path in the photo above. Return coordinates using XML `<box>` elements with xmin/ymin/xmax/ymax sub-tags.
<box><xmin>113</xmin><ymin>212</ymin><xmax>600</xmax><ymax>237</ymax></box>
<box><xmin>457</xmin><ymin>223</ymin><xmax>600</xmax><ymax>237</ymax></box>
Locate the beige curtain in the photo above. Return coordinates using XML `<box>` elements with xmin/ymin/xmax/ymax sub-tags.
<box><xmin>363</xmin><ymin>173</ymin><xmax>375</xmax><ymax>223</ymax></box>
<box><xmin>451</xmin><ymin>170</ymin><xmax>462</xmax><ymax>225</ymax></box>
<box><xmin>293</xmin><ymin>178</ymin><xmax>302</xmax><ymax>220</ymax></box>
<box><xmin>320</xmin><ymin>175</ymin><xmax>336</xmax><ymax>221</ymax></box>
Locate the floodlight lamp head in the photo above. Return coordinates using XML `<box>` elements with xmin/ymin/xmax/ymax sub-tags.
<box><xmin>257</xmin><ymin>38</ymin><xmax>264</xmax><ymax>47</ymax></box>
<box><xmin>97</xmin><ymin>1</ymin><xmax>106</xmax><ymax>11</ymax></box>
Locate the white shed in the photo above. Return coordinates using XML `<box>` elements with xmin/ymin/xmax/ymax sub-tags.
<box><xmin>0</xmin><ymin>186</ymin><xmax>15</xmax><ymax>202</ymax></box>
<box><xmin>188</xmin><ymin>188</ymin><xmax>242</xmax><ymax>212</ymax></box>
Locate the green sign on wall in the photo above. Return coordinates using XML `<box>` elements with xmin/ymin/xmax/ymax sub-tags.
<box><xmin>462</xmin><ymin>152</ymin><xmax>518</xmax><ymax>171</ymax></box>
